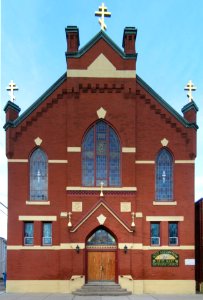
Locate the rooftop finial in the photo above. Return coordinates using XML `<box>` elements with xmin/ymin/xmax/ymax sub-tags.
<box><xmin>95</xmin><ymin>3</ymin><xmax>111</xmax><ymax>31</ymax></box>
<box><xmin>100</xmin><ymin>181</ymin><xmax>104</xmax><ymax>197</ymax></box>
<box><xmin>184</xmin><ymin>80</ymin><xmax>197</xmax><ymax>102</ymax></box>
<box><xmin>6</xmin><ymin>80</ymin><xmax>19</xmax><ymax>102</ymax></box>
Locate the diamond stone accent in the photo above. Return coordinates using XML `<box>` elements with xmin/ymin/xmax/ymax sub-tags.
<box><xmin>97</xmin><ymin>214</ymin><xmax>106</xmax><ymax>225</ymax></box>
<box><xmin>97</xmin><ymin>107</ymin><xmax>107</xmax><ymax>119</ymax></box>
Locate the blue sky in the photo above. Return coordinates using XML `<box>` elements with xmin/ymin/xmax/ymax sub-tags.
<box><xmin>1</xmin><ymin>0</ymin><xmax>203</xmax><ymax>239</ymax></box>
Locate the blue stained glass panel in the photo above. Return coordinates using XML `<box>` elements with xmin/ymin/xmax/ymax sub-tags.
<box><xmin>82</xmin><ymin>121</ymin><xmax>120</xmax><ymax>186</ymax></box>
<box><xmin>24</xmin><ymin>222</ymin><xmax>34</xmax><ymax>245</ymax></box>
<box><xmin>87</xmin><ymin>229</ymin><xmax>116</xmax><ymax>245</ymax></box>
<box><xmin>30</xmin><ymin>148</ymin><xmax>48</xmax><ymax>200</ymax></box>
<box><xmin>151</xmin><ymin>223</ymin><xmax>160</xmax><ymax>245</ymax></box>
<box><xmin>156</xmin><ymin>149</ymin><xmax>173</xmax><ymax>201</ymax></box>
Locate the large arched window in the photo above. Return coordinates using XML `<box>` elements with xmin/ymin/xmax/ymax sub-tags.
<box><xmin>156</xmin><ymin>148</ymin><xmax>173</xmax><ymax>201</ymax></box>
<box><xmin>30</xmin><ymin>148</ymin><xmax>48</xmax><ymax>200</ymax></box>
<box><xmin>82</xmin><ymin>121</ymin><xmax>121</xmax><ymax>187</ymax></box>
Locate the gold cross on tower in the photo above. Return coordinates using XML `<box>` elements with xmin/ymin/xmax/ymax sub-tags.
<box><xmin>95</xmin><ymin>3</ymin><xmax>111</xmax><ymax>31</ymax></box>
<box><xmin>184</xmin><ymin>80</ymin><xmax>197</xmax><ymax>102</ymax></box>
<box><xmin>6</xmin><ymin>80</ymin><xmax>19</xmax><ymax>102</ymax></box>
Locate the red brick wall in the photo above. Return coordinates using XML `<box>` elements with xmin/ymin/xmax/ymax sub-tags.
<box><xmin>6</xmin><ymin>34</ymin><xmax>196</xmax><ymax>283</ymax></box>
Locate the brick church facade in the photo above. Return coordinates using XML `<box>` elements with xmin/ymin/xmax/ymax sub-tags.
<box><xmin>4</xmin><ymin>25</ymin><xmax>198</xmax><ymax>294</ymax></box>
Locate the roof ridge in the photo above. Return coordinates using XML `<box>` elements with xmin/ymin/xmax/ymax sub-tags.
<box><xmin>136</xmin><ymin>74</ymin><xmax>198</xmax><ymax>130</ymax></box>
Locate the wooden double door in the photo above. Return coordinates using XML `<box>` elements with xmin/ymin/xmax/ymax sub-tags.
<box><xmin>88</xmin><ymin>251</ymin><xmax>115</xmax><ymax>281</ymax></box>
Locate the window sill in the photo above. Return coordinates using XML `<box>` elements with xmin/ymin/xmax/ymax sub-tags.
<box><xmin>26</xmin><ymin>201</ymin><xmax>50</xmax><ymax>205</ymax></box>
<box><xmin>153</xmin><ymin>201</ymin><xmax>177</xmax><ymax>206</ymax></box>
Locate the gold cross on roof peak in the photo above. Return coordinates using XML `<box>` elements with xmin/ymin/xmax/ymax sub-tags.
<box><xmin>6</xmin><ymin>80</ymin><xmax>19</xmax><ymax>102</ymax></box>
<box><xmin>184</xmin><ymin>80</ymin><xmax>197</xmax><ymax>102</ymax></box>
<box><xmin>95</xmin><ymin>3</ymin><xmax>111</xmax><ymax>31</ymax></box>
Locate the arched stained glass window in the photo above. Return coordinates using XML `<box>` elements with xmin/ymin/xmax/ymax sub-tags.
<box><xmin>30</xmin><ymin>148</ymin><xmax>48</xmax><ymax>200</ymax></box>
<box><xmin>82</xmin><ymin>121</ymin><xmax>120</xmax><ymax>187</ymax></box>
<box><xmin>156</xmin><ymin>148</ymin><xmax>173</xmax><ymax>201</ymax></box>
<box><xmin>87</xmin><ymin>229</ymin><xmax>116</xmax><ymax>246</ymax></box>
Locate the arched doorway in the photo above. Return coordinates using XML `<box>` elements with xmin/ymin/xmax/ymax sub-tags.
<box><xmin>86</xmin><ymin>227</ymin><xmax>117</xmax><ymax>282</ymax></box>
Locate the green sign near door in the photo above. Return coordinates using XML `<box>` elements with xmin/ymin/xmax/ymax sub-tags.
<box><xmin>152</xmin><ymin>250</ymin><xmax>179</xmax><ymax>267</ymax></box>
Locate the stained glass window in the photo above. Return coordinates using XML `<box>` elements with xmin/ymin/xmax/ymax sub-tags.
<box><xmin>30</xmin><ymin>148</ymin><xmax>48</xmax><ymax>200</ymax></box>
<box><xmin>82</xmin><ymin>121</ymin><xmax>120</xmax><ymax>186</ymax></box>
<box><xmin>151</xmin><ymin>223</ymin><xmax>160</xmax><ymax>245</ymax></box>
<box><xmin>87</xmin><ymin>229</ymin><xmax>116</xmax><ymax>246</ymax></box>
<box><xmin>169</xmin><ymin>222</ymin><xmax>178</xmax><ymax>245</ymax></box>
<box><xmin>156</xmin><ymin>148</ymin><xmax>173</xmax><ymax>201</ymax></box>
<box><xmin>42</xmin><ymin>222</ymin><xmax>52</xmax><ymax>245</ymax></box>
<box><xmin>24</xmin><ymin>222</ymin><xmax>34</xmax><ymax>245</ymax></box>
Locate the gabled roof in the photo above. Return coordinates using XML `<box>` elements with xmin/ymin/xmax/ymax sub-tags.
<box><xmin>137</xmin><ymin>75</ymin><xmax>198</xmax><ymax>130</ymax></box>
<box><xmin>3</xmin><ymin>72</ymin><xmax>198</xmax><ymax>131</ymax></box>
<box><xmin>3</xmin><ymin>72</ymin><xmax>67</xmax><ymax>130</ymax></box>
<box><xmin>66</xmin><ymin>30</ymin><xmax>137</xmax><ymax>60</ymax></box>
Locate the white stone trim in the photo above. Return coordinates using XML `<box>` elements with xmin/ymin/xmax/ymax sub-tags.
<box><xmin>19</xmin><ymin>216</ymin><xmax>57</xmax><ymax>221</ymax></box>
<box><xmin>146</xmin><ymin>216</ymin><xmax>184</xmax><ymax>222</ymax></box>
<box><xmin>175</xmin><ymin>160</ymin><xmax>195</xmax><ymax>164</ymax></box>
<box><xmin>153</xmin><ymin>201</ymin><xmax>177</xmax><ymax>206</ymax></box>
<box><xmin>8</xmin><ymin>159</ymin><xmax>28</xmax><ymax>163</ymax></box>
<box><xmin>67</xmin><ymin>54</ymin><xmax>136</xmax><ymax>79</ymax></box>
<box><xmin>26</xmin><ymin>201</ymin><xmax>50</xmax><ymax>206</ymax></box>
<box><xmin>135</xmin><ymin>212</ymin><xmax>143</xmax><ymax>218</ymax></box>
<box><xmin>122</xmin><ymin>147</ymin><xmax>136</xmax><ymax>153</ymax></box>
<box><xmin>48</xmin><ymin>160</ymin><xmax>68</xmax><ymax>163</ymax></box>
<box><xmin>8</xmin><ymin>159</ymin><xmax>68</xmax><ymax>164</ymax></box>
<box><xmin>135</xmin><ymin>160</ymin><xmax>155</xmax><ymax>164</ymax></box>
<box><xmin>60</xmin><ymin>212</ymin><xmax>68</xmax><ymax>217</ymax></box>
<box><xmin>7</xmin><ymin>243</ymin><xmax>194</xmax><ymax>251</ymax></box>
<box><xmin>67</xmin><ymin>69</ymin><xmax>136</xmax><ymax>78</ymax></box>
<box><xmin>67</xmin><ymin>147</ymin><xmax>81</xmax><ymax>152</ymax></box>
<box><xmin>66</xmin><ymin>186</ymin><xmax>137</xmax><ymax>192</ymax></box>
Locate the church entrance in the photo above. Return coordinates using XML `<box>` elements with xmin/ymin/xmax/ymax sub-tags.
<box><xmin>86</xmin><ymin>227</ymin><xmax>117</xmax><ymax>282</ymax></box>
<box><xmin>88</xmin><ymin>251</ymin><xmax>115</xmax><ymax>281</ymax></box>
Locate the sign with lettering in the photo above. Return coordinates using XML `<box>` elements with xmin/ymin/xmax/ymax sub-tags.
<box><xmin>152</xmin><ymin>250</ymin><xmax>179</xmax><ymax>267</ymax></box>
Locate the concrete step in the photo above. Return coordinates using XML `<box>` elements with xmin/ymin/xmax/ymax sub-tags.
<box><xmin>73</xmin><ymin>282</ymin><xmax>132</xmax><ymax>296</ymax></box>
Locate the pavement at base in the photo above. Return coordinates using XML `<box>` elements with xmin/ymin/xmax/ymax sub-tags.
<box><xmin>0</xmin><ymin>292</ymin><xmax>203</xmax><ymax>300</ymax></box>
<box><xmin>0</xmin><ymin>283</ymin><xmax>203</xmax><ymax>300</ymax></box>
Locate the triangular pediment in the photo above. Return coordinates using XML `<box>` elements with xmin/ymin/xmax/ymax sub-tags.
<box><xmin>70</xmin><ymin>200</ymin><xmax>133</xmax><ymax>233</ymax></box>
<box><xmin>88</xmin><ymin>53</ymin><xmax>116</xmax><ymax>72</ymax></box>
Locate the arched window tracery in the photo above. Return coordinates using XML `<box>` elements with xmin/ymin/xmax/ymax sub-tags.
<box><xmin>156</xmin><ymin>148</ymin><xmax>173</xmax><ymax>201</ymax></box>
<box><xmin>30</xmin><ymin>148</ymin><xmax>48</xmax><ymax>200</ymax></box>
<box><xmin>82</xmin><ymin>121</ymin><xmax>121</xmax><ymax>187</ymax></box>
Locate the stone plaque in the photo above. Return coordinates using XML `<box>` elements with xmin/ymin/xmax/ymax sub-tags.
<box><xmin>152</xmin><ymin>250</ymin><xmax>179</xmax><ymax>267</ymax></box>
<box><xmin>72</xmin><ymin>202</ymin><xmax>82</xmax><ymax>212</ymax></box>
<box><xmin>120</xmin><ymin>202</ymin><xmax>131</xmax><ymax>212</ymax></box>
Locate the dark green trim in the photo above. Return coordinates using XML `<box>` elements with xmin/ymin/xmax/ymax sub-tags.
<box><xmin>3</xmin><ymin>120</ymin><xmax>14</xmax><ymax>130</ymax></box>
<box><xmin>4</xmin><ymin>72</ymin><xmax>198</xmax><ymax>132</ymax></box>
<box><xmin>137</xmin><ymin>75</ymin><xmax>198</xmax><ymax>130</ymax></box>
<box><xmin>66</xmin><ymin>30</ymin><xmax>137</xmax><ymax>60</ymax></box>
<box><xmin>4</xmin><ymin>101</ymin><xmax>21</xmax><ymax>113</ymax></box>
<box><xmin>181</xmin><ymin>101</ymin><xmax>199</xmax><ymax>114</ymax></box>
<box><xmin>4</xmin><ymin>73</ymin><xmax>67</xmax><ymax>131</ymax></box>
